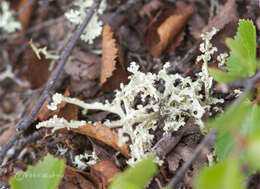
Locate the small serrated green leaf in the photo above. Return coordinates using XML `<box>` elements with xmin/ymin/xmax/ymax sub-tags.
<box><xmin>208</xmin><ymin>67</ymin><xmax>236</xmax><ymax>83</ymax></box>
<box><xmin>209</xmin><ymin>19</ymin><xmax>258</xmax><ymax>83</ymax></box>
<box><xmin>225</xmin><ymin>19</ymin><xmax>257</xmax><ymax>79</ymax></box>
<box><xmin>9</xmin><ymin>154</ymin><xmax>65</xmax><ymax>189</ymax></box>
<box><xmin>109</xmin><ymin>155</ymin><xmax>158</xmax><ymax>189</ymax></box>
<box><xmin>235</xmin><ymin>19</ymin><xmax>256</xmax><ymax>60</ymax></box>
<box><xmin>194</xmin><ymin>159</ymin><xmax>246</xmax><ymax>189</ymax></box>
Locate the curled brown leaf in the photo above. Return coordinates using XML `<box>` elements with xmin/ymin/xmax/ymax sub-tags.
<box><xmin>72</xmin><ymin>123</ymin><xmax>129</xmax><ymax>158</ymax></box>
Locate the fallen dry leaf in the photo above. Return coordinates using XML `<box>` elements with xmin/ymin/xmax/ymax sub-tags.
<box><xmin>100</xmin><ymin>24</ymin><xmax>128</xmax><ymax>92</ymax></box>
<box><xmin>24</xmin><ymin>45</ymin><xmax>51</xmax><ymax>89</ymax></box>
<box><xmin>37</xmin><ymin>89</ymin><xmax>70</xmax><ymax>121</ymax></box>
<box><xmin>91</xmin><ymin>160</ymin><xmax>121</xmax><ymax>189</ymax></box>
<box><xmin>100</xmin><ymin>24</ymin><xmax>118</xmax><ymax>85</ymax></box>
<box><xmin>72</xmin><ymin>123</ymin><xmax>129</xmax><ymax>158</ymax></box>
<box><xmin>145</xmin><ymin>3</ymin><xmax>194</xmax><ymax>57</ymax></box>
<box><xmin>65</xmin><ymin>49</ymin><xmax>101</xmax><ymax>80</ymax></box>
<box><xmin>11</xmin><ymin>0</ymin><xmax>38</xmax><ymax>32</ymax></box>
<box><xmin>60</xmin><ymin>166</ymin><xmax>101</xmax><ymax>189</ymax></box>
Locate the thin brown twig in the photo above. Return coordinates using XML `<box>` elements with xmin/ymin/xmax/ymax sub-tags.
<box><xmin>0</xmin><ymin>0</ymin><xmax>102</xmax><ymax>165</ymax></box>
<box><xmin>231</xmin><ymin>70</ymin><xmax>260</xmax><ymax>107</ymax></box>
<box><xmin>167</xmin><ymin>131</ymin><xmax>217</xmax><ymax>188</ymax></box>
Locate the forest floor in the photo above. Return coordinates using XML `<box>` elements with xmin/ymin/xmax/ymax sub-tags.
<box><xmin>0</xmin><ymin>0</ymin><xmax>260</xmax><ymax>188</ymax></box>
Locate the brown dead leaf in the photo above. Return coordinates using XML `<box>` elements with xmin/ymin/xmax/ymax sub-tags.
<box><xmin>91</xmin><ymin>160</ymin><xmax>121</xmax><ymax>189</ymax></box>
<box><xmin>100</xmin><ymin>24</ymin><xmax>128</xmax><ymax>92</ymax></box>
<box><xmin>37</xmin><ymin>89</ymin><xmax>70</xmax><ymax>121</ymax></box>
<box><xmin>201</xmin><ymin>0</ymin><xmax>238</xmax><ymax>34</ymax></box>
<box><xmin>37</xmin><ymin>89</ymin><xmax>79</xmax><ymax>125</ymax></box>
<box><xmin>11</xmin><ymin>0</ymin><xmax>38</xmax><ymax>32</ymax></box>
<box><xmin>65</xmin><ymin>49</ymin><xmax>101</xmax><ymax>80</ymax></box>
<box><xmin>72</xmin><ymin>123</ymin><xmax>129</xmax><ymax>158</ymax></box>
<box><xmin>24</xmin><ymin>45</ymin><xmax>51</xmax><ymax>89</ymax></box>
<box><xmin>100</xmin><ymin>24</ymin><xmax>118</xmax><ymax>85</ymax></box>
<box><xmin>167</xmin><ymin>30</ymin><xmax>185</xmax><ymax>55</ymax></box>
<box><xmin>60</xmin><ymin>166</ymin><xmax>101</xmax><ymax>189</ymax></box>
<box><xmin>145</xmin><ymin>3</ymin><xmax>194</xmax><ymax>57</ymax></box>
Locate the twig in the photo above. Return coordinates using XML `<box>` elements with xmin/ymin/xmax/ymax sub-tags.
<box><xmin>152</xmin><ymin>118</ymin><xmax>198</xmax><ymax>158</ymax></box>
<box><xmin>167</xmin><ymin>131</ymin><xmax>216</xmax><ymax>188</ymax></box>
<box><xmin>231</xmin><ymin>70</ymin><xmax>260</xmax><ymax>107</ymax></box>
<box><xmin>7</xmin><ymin>129</ymin><xmax>45</xmax><ymax>161</ymax></box>
<box><xmin>0</xmin><ymin>0</ymin><xmax>102</xmax><ymax>165</ymax></box>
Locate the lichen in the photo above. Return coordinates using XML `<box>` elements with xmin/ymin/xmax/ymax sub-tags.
<box><xmin>37</xmin><ymin>28</ymin><xmax>224</xmax><ymax>166</ymax></box>
<box><xmin>64</xmin><ymin>0</ymin><xmax>107</xmax><ymax>44</ymax></box>
<box><xmin>0</xmin><ymin>1</ymin><xmax>21</xmax><ymax>33</ymax></box>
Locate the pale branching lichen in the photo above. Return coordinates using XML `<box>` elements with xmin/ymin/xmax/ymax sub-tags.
<box><xmin>196</xmin><ymin>28</ymin><xmax>218</xmax><ymax>99</ymax></box>
<box><xmin>37</xmin><ymin>60</ymin><xmax>223</xmax><ymax>166</ymax></box>
<box><xmin>73</xmin><ymin>152</ymin><xmax>99</xmax><ymax>170</ymax></box>
<box><xmin>217</xmin><ymin>53</ymin><xmax>228</xmax><ymax>68</ymax></box>
<box><xmin>64</xmin><ymin>0</ymin><xmax>107</xmax><ymax>44</ymax></box>
<box><xmin>36</xmin><ymin>115</ymin><xmax>86</xmax><ymax>132</ymax></box>
<box><xmin>0</xmin><ymin>1</ymin><xmax>21</xmax><ymax>33</ymax></box>
<box><xmin>29</xmin><ymin>39</ymin><xmax>59</xmax><ymax>60</ymax></box>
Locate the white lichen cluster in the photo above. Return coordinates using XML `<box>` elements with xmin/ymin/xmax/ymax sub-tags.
<box><xmin>73</xmin><ymin>152</ymin><xmax>99</xmax><ymax>170</ymax></box>
<box><xmin>0</xmin><ymin>1</ymin><xmax>21</xmax><ymax>33</ymax></box>
<box><xmin>37</xmin><ymin>56</ymin><xmax>223</xmax><ymax>166</ymax></box>
<box><xmin>196</xmin><ymin>28</ymin><xmax>228</xmax><ymax>99</ymax></box>
<box><xmin>64</xmin><ymin>0</ymin><xmax>106</xmax><ymax>44</ymax></box>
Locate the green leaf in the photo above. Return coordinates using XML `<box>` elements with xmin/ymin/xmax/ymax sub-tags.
<box><xmin>206</xmin><ymin>99</ymin><xmax>252</xmax><ymax>131</ymax></box>
<box><xmin>248</xmin><ymin>134</ymin><xmax>260</xmax><ymax>170</ymax></box>
<box><xmin>109</xmin><ymin>155</ymin><xmax>158</xmax><ymax>189</ymax></box>
<box><xmin>235</xmin><ymin>19</ymin><xmax>256</xmax><ymax>60</ymax></box>
<box><xmin>209</xmin><ymin>101</ymin><xmax>260</xmax><ymax>161</ymax></box>
<box><xmin>214</xmin><ymin>131</ymin><xmax>235</xmax><ymax>161</ymax></box>
<box><xmin>9</xmin><ymin>154</ymin><xmax>65</xmax><ymax>189</ymax></box>
<box><xmin>209</xmin><ymin>19</ymin><xmax>257</xmax><ymax>83</ymax></box>
<box><xmin>240</xmin><ymin>104</ymin><xmax>260</xmax><ymax>137</ymax></box>
<box><xmin>226</xmin><ymin>38</ymin><xmax>256</xmax><ymax>77</ymax></box>
<box><xmin>194</xmin><ymin>159</ymin><xmax>246</xmax><ymax>189</ymax></box>
<box><xmin>208</xmin><ymin>67</ymin><xmax>236</xmax><ymax>83</ymax></box>
<box><xmin>226</xmin><ymin>19</ymin><xmax>257</xmax><ymax>79</ymax></box>
<box><xmin>207</xmin><ymin>100</ymin><xmax>252</xmax><ymax>160</ymax></box>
